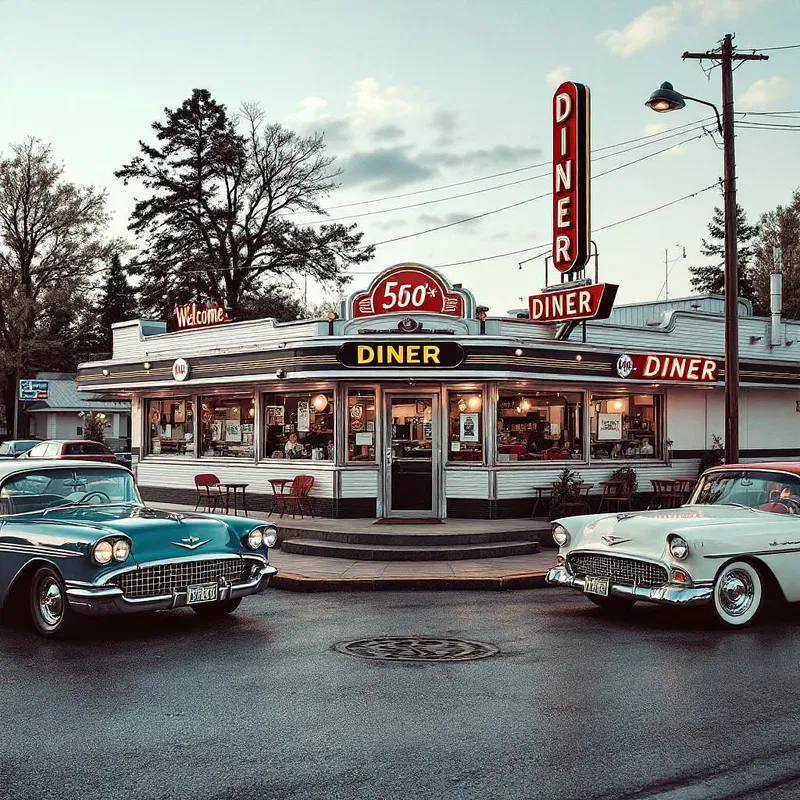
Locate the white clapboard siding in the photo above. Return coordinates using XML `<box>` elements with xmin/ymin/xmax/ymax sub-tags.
<box><xmin>496</xmin><ymin>320</ymin><xmax>559</xmax><ymax>340</ymax></box>
<box><xmin>137</xmin><ymin>460</ymin><xmax>335</xmax><ymax>497</ymax></box>
<box><xmin>340</xmin><ymin>469</ymin><xmax>379</xmax><ymax>498</ymax></box>
<box><xmin>112</xmin><ymin>319</ymin><xmax>323</xmax><ymax>362</ymax></box>
<box><xmin>495</xmin><ymin>460</ymin><xmax>700</xmax><ymax>499</ymax></box>
<box><xmin>445</xmin><ymin>469</ymin><xmax>491</xmax><ymax>499</ymax></box>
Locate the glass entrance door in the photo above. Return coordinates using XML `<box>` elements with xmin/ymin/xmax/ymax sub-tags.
<box><xmin>385</xmin><ymin>394</ymin><xmax>439</xmax><ymax>517</ymax></box>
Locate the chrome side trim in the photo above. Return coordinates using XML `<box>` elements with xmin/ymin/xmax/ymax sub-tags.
<box><xmin>0</xmin><ymin>543</ymin><xmax>83</xmax><ymax>558</ymax></box>
<box><xmin>705</xmin><ymin>547</ymin><xmax>800</xmax><ymax>559</ymax></box>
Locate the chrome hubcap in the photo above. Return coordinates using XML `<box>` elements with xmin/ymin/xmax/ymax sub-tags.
<box><xmin>718</xmin><ymin>569</ymin><xmax>754</xmax><ymax>616</ymax></box>
<box><xmin>38</xmin><ymin>578</ymin><xmax>63</xmax><ymax>626</ymax></box>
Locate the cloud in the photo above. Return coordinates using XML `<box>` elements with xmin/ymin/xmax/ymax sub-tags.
<box><xmin>738</xmin><ymin>76</ymin><xmax>789</xmax><ymax>110</ymax></box>
<box><xmin>372</xmin><ymin>124</ymin><xmax>405</xmax><ymax>142</ymax></box>
<box><xmin>642</xmin><ymin>122</ymin><xmax>668</xmax><ymax>135</ymax></box>
<box><xmin>375</xmin><ymin>218</ymin><xmax>408</xmax><ymax>230</ymax></box>
<box><xmin>340</xmin><ymin>147</ymin><xmax>438</xmax><ymax>191</ymax></box>
<box><xmin>430</xmin><ymin>109</ymin><xmax>460</xmax><ymax>146</ymax></box>
<box><xmin>419</xmin><ymin>144</ymin><xmax>541</xmax><ymax>169</ymax></box>
<box><xmin>599</xmin><ymin>2</ymin><xmax>681</xmax><ymax>56</ymax></box>
<box><xmin>417</xmin><ymin>212</ymin><xmax>481</xmax><ymax>231</ymax></box>
<box><xmin>354</xmin><ymin>78</ymin><xmax>418</xmax><ymax>117</ymax></box>
<box><xmin>286</xmin><ymin>96</ymin><xmax>352</xmax><ymax>146</ymax></box>
<box><xmin>545</xmin><ymin>66</ymin><xmax>570</xmax><ymax>87</ymax></box>
<box><xmin>599</xmin><ymin>0</ymin><xmax>750</xmax><ymax>56</ymax></box>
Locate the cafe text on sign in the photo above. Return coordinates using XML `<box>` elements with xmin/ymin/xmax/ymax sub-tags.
<box><xmin>528</xmin><ymin>283</ymin><xmax>617</xmax><ymax>324</ymax></box>
<box><xmin>337</xmin><ymin>341</ymin><xmax>465</xmax><ymax>369</ymax></box>
<box><xmin>552</xmin><ymin>81</ymin><xmax>591</xmax><ymax>275</ymax></box>
<box><xmin>347</xmin><ymin>263</ymin><xmax>475</xmax><ymax>319</ymax></box>
<box><xmin>616</xmin><ymin>353</ymin><xmax>720</xmax><ymax>383</ymax></box>
<box><xmin>173</xmin><ymin>302</ymin><xmax>231</xmax><ymax>330</ymax></box>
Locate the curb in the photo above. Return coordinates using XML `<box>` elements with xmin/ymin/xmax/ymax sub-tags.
<box><xmin>269</xmin><ymin>571</ymin><xmax>550</xmax><ymax>592</ymax></box>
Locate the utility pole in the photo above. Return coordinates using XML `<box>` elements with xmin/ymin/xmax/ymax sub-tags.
<box><xmin>682</xmin><ymin>34</ymin><xmax>768</xmax><ymax>464</ymax></box>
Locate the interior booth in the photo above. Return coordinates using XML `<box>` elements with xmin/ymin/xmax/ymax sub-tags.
<box><xmin>77</xmin><ymin>264</ymin><xmax>800</xmax><ymax>519</ymax></box>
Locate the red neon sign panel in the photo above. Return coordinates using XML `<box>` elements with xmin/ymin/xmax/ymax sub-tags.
<box><xmin>528</xmin><ymin>283</ymin><xmax>617</xmax><ymax>324</ymax></box>
<box><xmin>348</xmin><ymin>263</ymin><xmax>474</xmax><ymax>319</ymax></box>
<box><xmin>616</xmin><ymin>353</ymin><xmax>720</xmax><ymax>383</ymax></box>
<box><xmin>173</xmin><ymin>302</ymin><xmax>231</xmax><ymax>330</ymax></box>
<box><xmin>552</xmin><ymin>81</ymin><xmax>591</xmax><ymax>275</ymax></box>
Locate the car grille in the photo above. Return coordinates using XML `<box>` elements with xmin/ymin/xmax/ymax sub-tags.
<box><xmin>569</xmin><ymin>552</ymin><xmax>668</xmax><ymax>587</ymax></box>
<box><xmin>110</xmin><ymin>558</ymin><xmax>251</xmax><ymax>599</ymax></box>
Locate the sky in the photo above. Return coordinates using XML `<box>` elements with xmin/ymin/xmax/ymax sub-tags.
<box><xmin>2</xmin><ymin>0</ymin><xmax>799</xmax><ymax>315</ymax></box>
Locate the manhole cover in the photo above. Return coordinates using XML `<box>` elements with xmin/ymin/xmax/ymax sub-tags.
<box><xmin>333</xmin><ymin>636</ymin><xmax>498</xmax><ymax>662</ymax></box>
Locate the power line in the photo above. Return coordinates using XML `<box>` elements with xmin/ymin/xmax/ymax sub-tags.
<box><xmin>737</xmin><ymin>122</ymin><xmax>800</xmax><ymax>131</ymax></box>
<box><xmin>297</xmin><ymin>126</ymin><xmax>711</xmax><ymax>225</ymax></box>
<box><xmin>368</xmin><ymin>132</ymin><xmax>708</xmax><ymax>247</ymax></box>
<box><xmin>347</xmin><ymin>182</ymin><xmax>719</xmax><ymax>274</ymax></box>
<box><xmin>741</xmin><ymin>44</ymin><xmax>800</xmax><ymax>52</ymax></box>
<box><xmin>279</xmin><ymin>116</ymin><xmax>715</xmax><ymax>216</ymax></box>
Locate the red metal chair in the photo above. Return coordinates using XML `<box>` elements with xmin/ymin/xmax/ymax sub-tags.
<box><xmin>194</xmin><ymin>473</ymin><xmax>225</xmax><ymax>513</ymax></box>
<box><xmin>597</xmin><ymin>480</ymin><xmax>632</xmax><ymax>513</ymax></box>
<box><xmin>273</xmin><ymin>475</ymin><xmax>316</xmax><ymax>519</ymax></box>
<box><xmin>649</xmin><ymin>479</ymin><xmax>683</xmax><ymax>509</ymax></box>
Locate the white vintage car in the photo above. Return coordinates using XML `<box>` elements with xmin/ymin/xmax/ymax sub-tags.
<box><xmin>546</xmin><ymin>463</ymin><xmax>800</xmax><ymax>627</ymax></box>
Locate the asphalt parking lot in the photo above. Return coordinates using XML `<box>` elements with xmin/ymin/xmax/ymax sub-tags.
<box><xmin>3</xmin><ymin>588</ymin><xmax>800</xmax><ymax>800</ymax></box>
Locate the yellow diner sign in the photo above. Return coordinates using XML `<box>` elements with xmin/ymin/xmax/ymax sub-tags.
<box><xmin>337</xmin><ymin>341</ymin><xmax>465</xmax><ymax>369</ymax></box>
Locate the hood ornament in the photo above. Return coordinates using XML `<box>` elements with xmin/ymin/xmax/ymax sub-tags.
<box><xmin>172</xmin><ymin>536</ymin><xmax>210</xmax><ymax>550</ymax></box>
<box><xmin>602</xmin><ymin>534</ymin><xmax>632</xmax><ymax>545</ymax></box>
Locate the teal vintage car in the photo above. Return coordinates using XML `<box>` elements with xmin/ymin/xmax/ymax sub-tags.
<box><xmin>0</xmin><ymin>460</ymin><xmax>278</xmax><ymax>637</ymax></box>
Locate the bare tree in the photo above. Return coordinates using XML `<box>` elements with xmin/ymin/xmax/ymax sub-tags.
<box><xmin>0</xmin><ymin>138</ymin><xmax>115</xmax><ymax>434</ymax></box>
<box><xmin>116</xmin><ymin>89</ymin><xmax>373</xmax><ymax>321</ymax></box>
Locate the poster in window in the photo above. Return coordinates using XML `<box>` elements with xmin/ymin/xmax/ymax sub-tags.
<box><xmin>597</xmin><ymin>413</ymin><xmax>623</xmax><ymax>441</ymax></box>
<box><xmin>266</xmin><ymin>405</ymin><xmax>284</xmax><ymax>426</ymax></box>
<box><xmin>173</xmin><ymin>400</ymin><xmax>186</xmax><ymax>424</ymax></box>
<box><xmin>225</xmin><ymin>421</ymin><xmax>242</xmax><ymax>442</ymax></box>
<box><xmin>211</xmin><ymin>421</ymin><xmax>223</xmax><ymax>442</ymax></box>
<box><xmin>460</xmin><ymin>413</ymin><xmax>479</xmax><ymax>442</ymax></box>
<box><xmin>297</xmin><ymin>400</ymin><xmax>310</xmax><ymax>432</ymax></box>
<box><xmin>350</xmin><ymin>403</ymin><xmax>363</xmax><ymax>419</ymax></box>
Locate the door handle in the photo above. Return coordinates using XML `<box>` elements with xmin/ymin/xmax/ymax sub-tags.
<box><xmin>385</xmin><ymin>447</ymin><xmax>392</xmax><ymax>462</ymax></box>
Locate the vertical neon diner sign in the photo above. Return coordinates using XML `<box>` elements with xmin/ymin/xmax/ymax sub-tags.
<box><xmin>552</xmin><ymin>81</ymin><xmax>591</xmax><ymax>275</ymax></box>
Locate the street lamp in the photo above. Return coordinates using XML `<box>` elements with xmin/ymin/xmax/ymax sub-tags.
<box><xmin>644</xmin><ymin>35</ymin><xmax>768</xmax><ymax>464</ymax></box>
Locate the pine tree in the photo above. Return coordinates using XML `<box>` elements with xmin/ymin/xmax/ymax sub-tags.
<box><xmin>93</xmin><ymin>253</ymin><xmax>138</xmax><ymax>354</ymax></box>
<box><xmin>689</xmin><ymin>205</ymin><xmax>760</xmax><ymax>311</ymax></box>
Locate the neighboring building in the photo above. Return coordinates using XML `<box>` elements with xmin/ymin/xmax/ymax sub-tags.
<box><xmin>76</xmin><ymin>263</ymin><xmax>800</xmax><ymax>519</ymax></box>
<box><xmin>26</xmin><ymin>373</ymin><xmax>131</xmax><ymax>451</ymax></box>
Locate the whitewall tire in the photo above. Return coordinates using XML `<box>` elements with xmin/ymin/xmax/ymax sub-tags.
<box><xmin>712</xmin><ymin>561</ymin><xmax>764</xmax><ymax>627</ymax></box>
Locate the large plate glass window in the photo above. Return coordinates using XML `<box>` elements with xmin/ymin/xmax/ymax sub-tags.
<box><xmin>147</xmin><ymin>398</ymin><xmax>195</xmax><ymax>456</ymax></box>
<box><xmin>448</xmin><ymin>391</ymin><xmax>483</xmax><ymax>462</ymax></box>
<box><xmin>497</xmin><ymin>390</ymin><xmax>584</xmax><ymax>461</ymax></box>
<box><xmin>263</xmin><ymin>391</ymin><xmax>334</xmax><ymax>461</ymax></box>
<box><xmin>199</xmin><ymin>395</ymin><xmax>255</xmax><ymax>459</ymax></box>
<box><xmin>347</xmin><ymin>389</ymin><xmax>375</xmax><ymax>462</ymax></box>
<box><xmin>589</xmin><ymin>392</ymin><xmax>663</xmax><ymax>460</ymax></box>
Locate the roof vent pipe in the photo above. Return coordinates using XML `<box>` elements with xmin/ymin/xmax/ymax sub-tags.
<box><xmin>770</xmin><ymin>245</ymin><xmax>783</xmax><ymax>348</ymax></box>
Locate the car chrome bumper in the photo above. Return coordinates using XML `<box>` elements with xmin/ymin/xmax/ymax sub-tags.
<box><xmin>65</xmin><ymin>564</ymin><xmax>278</xmax><ymax>616</ymax></box>
<box><xmin>545</xmin><ymin>565</ymin><xmax>712</xmax><ymax>606</ymax></box>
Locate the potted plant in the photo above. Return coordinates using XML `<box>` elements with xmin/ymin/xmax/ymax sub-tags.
<box><xmin>609</xmin><ymin>466</ymin><xmax>637</xmax><ymax>497</ymax></box>
<box><xmin>549</xmin><ymin>468</ymin><xmax>589</xmax><ymax>520</ymax></box>
<box><xmin>698</xmin><ymin>434</ymin><xmax>724</xmax><ymax>477</ymax></box>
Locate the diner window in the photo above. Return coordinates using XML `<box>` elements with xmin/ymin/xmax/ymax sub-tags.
<box><xmin>347</xmin><ymin>389</ymin><xmax>376</xmax><ymax>462</ymax></box>
<box><xmin>496</xmin><ymin>390</ymin><xmax>584</xmax><ymax>462</ymax></box>
<box><xmin>199</xmin><ymin>396</ymin><xmax>255</xmax><ymax>459</ymax></box>
<box><xmin>263</xmin><ymin>391</ymin><xmax>334</xmax><ymax>461</ymax></box>
<box><xmin>589</xmin><ymin>393</ymin><xmax>663</xmax><ymax>460</ymax></box>
<box><xmin>147</xmin><ymin>398</ymin><xmax>195</xmax><ymax>457</ymax></box>
<box><xmin>448</xmin><ymin>391</ymin><xmax>483</xmax><ymax>462</ymax></box>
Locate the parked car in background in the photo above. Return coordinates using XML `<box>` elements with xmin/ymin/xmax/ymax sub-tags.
<box><xmin>0</xmin><ymin>440</ymin><xmax>40</xmax><ymax>459</ymax></box>
<box><xmin>547</xmin><ymin>463</ymin><xmax>800</xmax><ymax>627</ymax></box>
<box><xmin>20</xmin><ymin>440</ymin><xmax>117</xmax><ymax>463</ymax></box>
<box><xmin>0</xmin><ymin>459</ymin><xmax>278</xmax><ymax>637</ymax></box>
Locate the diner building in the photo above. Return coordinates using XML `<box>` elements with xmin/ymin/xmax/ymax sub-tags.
<box><xmin>76</xmin><ymin>264</ymin><xmax>800</xmax><ymax>519</ymax></box>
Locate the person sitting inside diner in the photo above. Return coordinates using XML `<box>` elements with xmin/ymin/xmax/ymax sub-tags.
<box><xmin>284</xmin><ymin>432</ymin><xmax>306</xmax><ymax>459</ymax></box>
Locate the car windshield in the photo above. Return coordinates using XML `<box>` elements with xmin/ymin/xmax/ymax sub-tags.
<box><xmin>691</xmin><ymin>470</ymin><xmax>800</xmax><ymax>514</ymax></box>
<box><xmin>0</xmin><ymin>467</ymin><xmax>141</xmax><ymax>515</ymax></box>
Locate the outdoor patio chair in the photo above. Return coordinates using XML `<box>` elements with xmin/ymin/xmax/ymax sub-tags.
<box><xmin>272</xmin><ymin>475</ymin><xmax>315</xmax><ymax>519</ymax></box>
<box><xmin>194</xmin><ymin>473</ymin><xmax>225</xmax><ymax>513</ymax></box>
<box><xmin>597</xmin><ymin>479</ymin><xmax>632</xmax><ymax>513</ymax></box>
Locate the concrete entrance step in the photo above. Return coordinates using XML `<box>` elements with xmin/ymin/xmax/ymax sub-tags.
<box><xmin>280</xmin><ymin>538</ymin><xmax>540</xmax><ymax>561</ymax></box>
<box><xmin>276</xmin><ymin>526</ymin><xmax>545</xmax><ymax>547</ymax></box>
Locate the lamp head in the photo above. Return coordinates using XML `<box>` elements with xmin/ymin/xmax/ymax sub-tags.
<box><xmin>645</xmin><ymin>81</ymin><xmax>686</xmax><ymax>113</ymax></box>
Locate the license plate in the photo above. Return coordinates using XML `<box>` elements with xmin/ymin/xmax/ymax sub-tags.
<box><xmin>187</xmin><ymin>582</ymin><xmax>218</xmax><ymax>604</ymax></box>
<box><xmin>584</xmin><ymin>576</ymin><xmax>610</xmax><ymax>597</ymax></box>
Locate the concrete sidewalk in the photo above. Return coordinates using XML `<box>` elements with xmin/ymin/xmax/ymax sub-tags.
<box><xmin>152</xmin><ymin>502</ymin><xmax>558</xmax><ymax>591</ymax></box>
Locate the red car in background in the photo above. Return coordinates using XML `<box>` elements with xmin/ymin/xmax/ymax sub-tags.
<box><xmin>21</xmin><ymin>440</ymin><xmax>118</xmax><ymax>463</ymax></box>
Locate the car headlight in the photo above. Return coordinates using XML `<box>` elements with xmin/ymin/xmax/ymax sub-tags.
<box><xmin>668</xmin><ymin>534</ymin><xmax>689</xmax><ymax>560</ymax></box>
<box><xmin>261</xmin><ymin>525</ymin><xmax>278</xmax><ymax>548</ymax></box>
<box><xmin>246</xmin><ymin>528</ymin><xmax>264</xmax><ymax>550</ymax></box>
<box><xmin>112</xmin><ymin>539</ymin><xmax>130</xmax><ymax>562</ymax></box>
<box><xmin>552</xmin><ymin>524</ymin><xmax>570</xmax><ymax>547</ymax></box>
<box><xmin>92</xmin><ymin>540</ymin><xmax>113</xmax><ymax>565</ymax></box>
